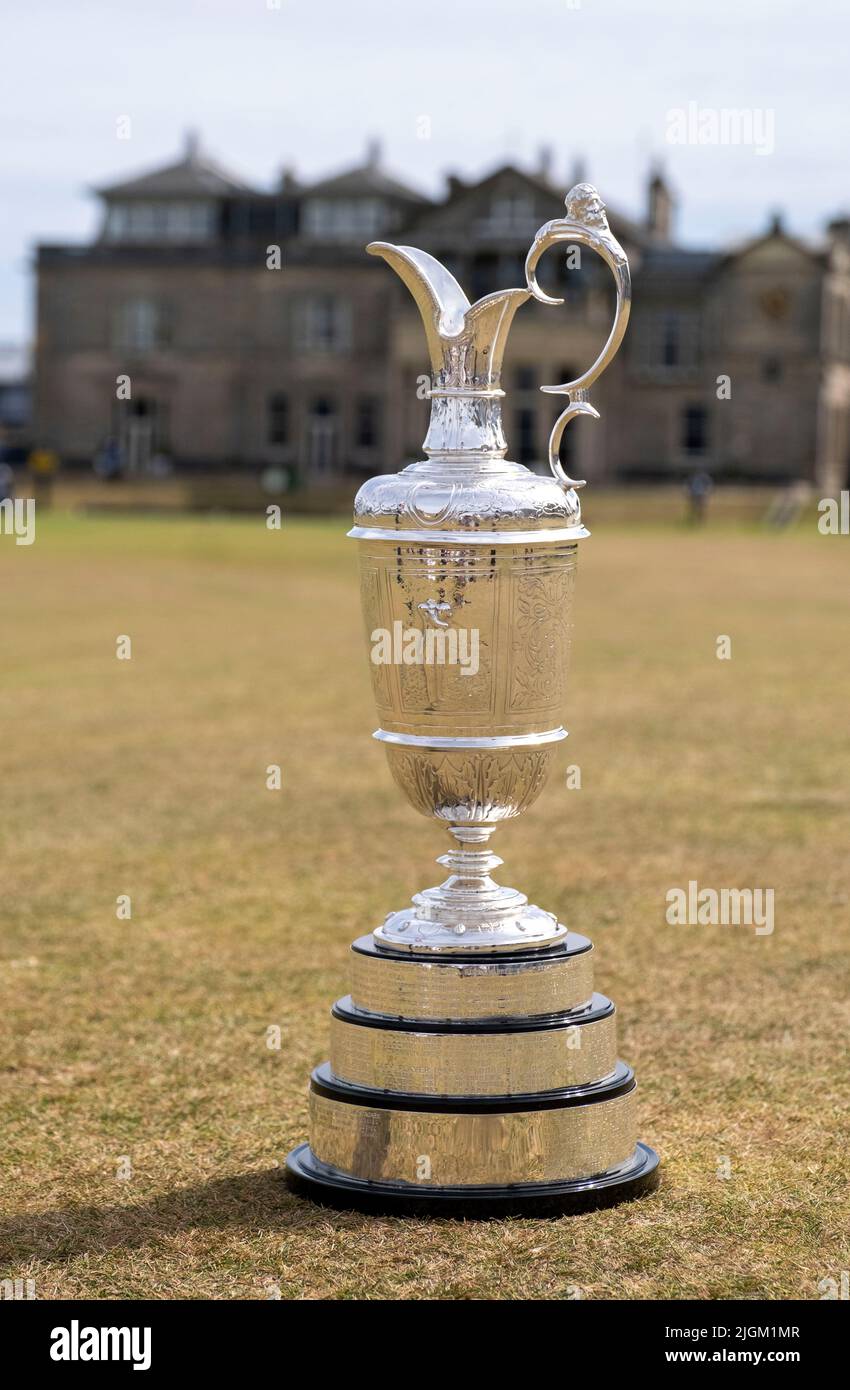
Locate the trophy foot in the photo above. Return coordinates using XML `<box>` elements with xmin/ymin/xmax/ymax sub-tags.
<box><xmin>374</xmin><ymin>824</ymin><xmax>568</xmax><ymax>953</ymax></box>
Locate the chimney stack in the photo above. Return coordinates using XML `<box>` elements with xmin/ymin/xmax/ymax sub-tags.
<box><xmin>537</xmin><ymin>144</ymin><xmax>554</xmax><ymax>183</ymax></box>
<box><xmin>768</xmin><ymin>210</ymin><xmax>785</xmax><ymax>237</ymax></box>
<box><xmin>569</xmin><ymin>156</ymin><xmax>587</xmax><ymax>189</ymax></box>
<box><xmin>647</xmin><ymin>163</ymin><xmax>675</xmax><ymax>242</ymax></box>
<box><xmin>826</xmin><ymin>215</ymin><xmax>850</xmax><ymax>267</ymax></box>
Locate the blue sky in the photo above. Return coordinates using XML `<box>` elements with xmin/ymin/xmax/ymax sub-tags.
<box><xmin>3</xmin><ymin>0</ymin><xmax>847</xmax><ymax>345</ymax></box>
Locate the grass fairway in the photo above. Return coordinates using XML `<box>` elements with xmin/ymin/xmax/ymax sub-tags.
<box><xmin>1</xmin><ymin>504</ymin><xmax>848</xmax><ymax>1301</ymax></box>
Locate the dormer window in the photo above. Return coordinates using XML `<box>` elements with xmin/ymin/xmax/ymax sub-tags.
<box><xmin>104</xmin><ymin>200</ymin><xmax>216</xmax><ymax>243</ymax></box>
<box><xmin>302</xmin><ymin>197</ymin><xmax>387</xmax><ymax>242</ymax></box>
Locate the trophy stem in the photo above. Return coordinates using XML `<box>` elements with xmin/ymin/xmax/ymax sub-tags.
<box><xmin>438</xmin><ymin>824</ymin><xmax>503</xmax><ymax>884</ymax></box>
<box><xmin>373</xmin><ymin>823</ymin><xmax>567</xmax><ymax>954</ymax></box>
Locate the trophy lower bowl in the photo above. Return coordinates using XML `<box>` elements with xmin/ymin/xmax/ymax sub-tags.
<box><xmin>376</xmin><ymin>729</ymin><xmax>565</xmax><ymax>825</ymax></box>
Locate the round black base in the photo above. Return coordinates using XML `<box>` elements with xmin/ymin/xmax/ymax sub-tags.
<box><xmin>284</xmin><ymin>1142</ymin><xmax>660</xmax><ymax>1220</ymax></box>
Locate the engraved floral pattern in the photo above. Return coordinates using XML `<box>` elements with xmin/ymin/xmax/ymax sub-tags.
<box><xmin>509</xmin><ymin>566</ymin><xmax>576</xmax><ymax>714</ymax></box>
<box><xmin>353</xmin><ymin>470</ymin><xmax>583</xmax><ymax>531</ymax></box>
<box><xmin>384</xmin><ymin>745</ymin><xmax>554</xmax><ymax>823</ymax></box>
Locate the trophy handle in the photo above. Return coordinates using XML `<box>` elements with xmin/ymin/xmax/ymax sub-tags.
<box><xmin>524</xmin><ymin>183</ymin><xmax>631</xmax><ymax>490</ymax></box>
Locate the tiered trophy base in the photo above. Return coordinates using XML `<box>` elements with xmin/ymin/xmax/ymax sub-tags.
<box><xmin>285</xmin><ymin>930</ymin><xmax>659</xmax><ymax>1219</ymax></box>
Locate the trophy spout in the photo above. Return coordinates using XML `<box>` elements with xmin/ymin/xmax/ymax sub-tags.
<box><xmin>367</xmin><ymin>241</ymin><xmax>529</xmax><ymax>388</ymax></box>
<box><xmin>366</xmin><ymin>243</ymin><xmax>471</xmax><ymax>369</ymax></box>
<box><xmin>369</xmin><ymin>241</ymin><xmax>529</xmax><ymax>458</ymax></box>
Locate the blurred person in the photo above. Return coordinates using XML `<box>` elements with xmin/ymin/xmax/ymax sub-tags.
<box><xmin>27</xmin><ymin>443</ymin><xmax>59</xmax><ymax>508</ymax></box>
<box><xmin>684</xmin><ymin>469</ymin><xmax>713</xmax><ymax>525</ymax></box>
<box><xmin>93</xmin><ymin>436</ymin><xmax>124</xmax><ymax>481</ymax></box>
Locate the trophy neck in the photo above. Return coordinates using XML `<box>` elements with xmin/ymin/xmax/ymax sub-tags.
<box><xmin>423</xmin><ymin>386</ymin><xmax>507</xmax><ymax>460</ymax></box>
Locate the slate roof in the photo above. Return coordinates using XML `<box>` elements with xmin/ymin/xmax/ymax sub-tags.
<box><xmin>639</xmin><ymin>248</ymin><xmax>720</xmax><ymax>279</ymax></box>
<box><xmin>406</xmin><ymin>163</ymin><xmax>655</xmax><ymax>251</ymax></box>
<box><xmin>303</xmin><ymin>162</ymin><xmax>429</xmax><ymax>203</ymax></box>
<box><xmin>95</xmin><ymin>149</ymin><xmax>258</xmax><ymax>199</ymax></box>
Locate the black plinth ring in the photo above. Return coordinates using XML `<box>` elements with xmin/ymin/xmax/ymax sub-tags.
<box><xmin>331</xmin><ymin>991</ymin><xmax>613</xmax><ymax>1035</ymax></box>
<box><xmin>309</xmin><ymin>1060</ymin><xmax>635</xmax><ymax>1113</ymax></box>
<box><xmin>284</xmin><ymin>1142</ymin><xmax>660</xmax><ymax>1219</ymax></box>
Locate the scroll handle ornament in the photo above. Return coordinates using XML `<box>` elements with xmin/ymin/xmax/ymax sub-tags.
<box><xmin>524</xmin><ymin>183</ymin><xmax>632</xmax><ymax>490</ymax></box>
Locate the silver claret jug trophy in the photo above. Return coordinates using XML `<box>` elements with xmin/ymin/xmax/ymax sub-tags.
<box><xmin>286</xmin><ymin>183</ymin><xmax>660</xmax><ymax>1216</ymax></box>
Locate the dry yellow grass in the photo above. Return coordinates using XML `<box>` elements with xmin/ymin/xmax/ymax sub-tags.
<box><xmin>1</xmin><ymin>504</ymin><xmax>848</xmax><ymax>1300</ymax></box>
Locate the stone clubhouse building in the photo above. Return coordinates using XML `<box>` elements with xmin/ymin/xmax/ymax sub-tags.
<box><xmin>33</xmin><ymin>134</ymin><xmax>850</xmax><ymax>493</ymax></box>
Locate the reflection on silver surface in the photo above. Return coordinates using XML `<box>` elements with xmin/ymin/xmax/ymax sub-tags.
<box><xmin>309</xmin><ymin>1086</ymin><xmax>637</xmax><ymax>1186</ymax></box>
<box><xmin>349</xmin><ymin>938</ymin><xmax>594</xmax><ymax>1021</ymax></box>
<box><xmin>329</xmin><ymin>1006</ymin><xmax>617</xmax><ymax>1096</ymax></box>
<box><xmin>359</xmin><ymin>538</ymin><xmax>580</xmax><ymax>951</ymax></box>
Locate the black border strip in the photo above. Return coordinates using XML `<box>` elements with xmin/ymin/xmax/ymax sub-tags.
<box><xmin>331</xmin><ymin>991</ymin><xmax>613</xmax><ymax>1035</ymax></box>
<box><xmin>310</xmin><ymin>1060</ymin><xmax>635</xmax><ymax>1113</ymax></box>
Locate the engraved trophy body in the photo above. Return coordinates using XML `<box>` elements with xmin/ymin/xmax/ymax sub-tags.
<box><xmin>286</xmin><ymin>185</ymin><xmax>660</xmax><ymax>1215</ymax></box>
